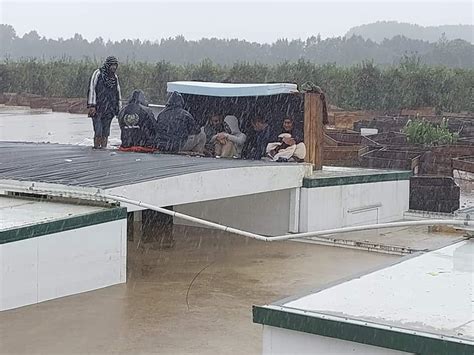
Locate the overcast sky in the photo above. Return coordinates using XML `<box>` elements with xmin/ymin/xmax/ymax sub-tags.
<box><xmin>1</xmin><ymin>0</ymin><xmax>472</xmax><ymax>43</ymax></box>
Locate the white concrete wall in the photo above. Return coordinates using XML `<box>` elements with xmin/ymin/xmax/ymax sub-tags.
<box><xmin>262</xmin><ymin>326</ymin><xmax>412</xmax><ymax>354</ymax></box>
<box><xmin>107</xmin><ymin>165</ymin><xmax>310</xmax><ymax>212</ymax></box>
<box><xmin>0</xmin><ymin>220</ymin><xmax>127</xmax><ymax>311</ymax></box>
<box><xmin>299</xmin><ymin>180</ymin><xmax>409</xmax><ymax>232</ymax></box>
<box><xmin>174</xmin><ymin>189</ymin><xmax>292</xmax><ymax>236</ymax></box>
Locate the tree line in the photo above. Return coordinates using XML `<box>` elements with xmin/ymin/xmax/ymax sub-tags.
<box><xmin>346</xmin><ymin>21</ymin><xmax>473</xmax><ymax>44</ymax></box>
<box><xmin>1</xmin><ymin>24</ymin><xmax>473</xmax><ymax>68</ymax></box>
<box><xmin>1</xmin><ymin>57</ymin><xmax>472</xmax><ymax>113</ymax></box>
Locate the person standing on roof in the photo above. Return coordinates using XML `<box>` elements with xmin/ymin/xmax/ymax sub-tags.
<box><xmin>117</xmin><ymin>90</ymin><xmax>158</xmax><ymax>151</ymax></box>
<box><xmin>155</xmin><ymin>91</ymin><xmax>205</xmax><ymax>153</ymax></box>
<box><xmin>87</xmin><ymin>56</ymin><xmax>122</xmax><ymax>149</ymax></box>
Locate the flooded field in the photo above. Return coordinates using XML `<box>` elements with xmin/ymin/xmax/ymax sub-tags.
<box><xmin>0</xmin><ymin>105</ymin><xmax>121</xmax><ymax>147</ymax></box>
<box><xmin>0</xmin><ymin>226</ymin><xmax>397</xmax><ymax>354</ymax></box>
<box><xmin>0</xmin><ymin>104</ymin><xmax>471</xmax><ymax>353</ymax></box>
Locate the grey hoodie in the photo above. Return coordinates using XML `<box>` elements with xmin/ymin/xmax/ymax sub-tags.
<box><xmin>223</xmin><ymin>115</ymin><xmax>246</xmax><ymax>157</ymax></box>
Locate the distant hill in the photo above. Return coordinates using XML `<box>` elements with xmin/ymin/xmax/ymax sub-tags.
<box><xmin>346</xmin><ymin>21</ymin><xmax>473</xmax><ymax>44</ymax></box>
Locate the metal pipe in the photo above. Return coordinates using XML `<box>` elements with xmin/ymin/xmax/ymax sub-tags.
<box><xmin>0</xmin><ymin>183</ymin><xmax>470</xmax><ymax>243</ymax></box>
<box><xmin>103</xmin><ymin>193</ymin><xmax>471</xmax><ymax>243</ymax></box>
<box><xmin>103</xmin><ymin>194</ymin><xmax>268</xmax><ymax>241</ymax></box>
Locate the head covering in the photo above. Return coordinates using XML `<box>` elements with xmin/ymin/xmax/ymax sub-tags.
<box><xmin>129</xmin><ymin>90</ymin><xmax>147</xmax><ymax>106</ymax></box>
<box><xmin>224</xmin><ymin>115</ymin><xmax>241</xmax><ymax>135</ymax></box>
<box><xmin>165</xmin><ymin>91</ymin><xmax>185</xmax><ymax>108</ymax></box>
<box><xmin>100</xmin><ymin>56</ymin><xmax>119</xmax><ymax>89</ymax></box>
<box><xmin>104</xmin><ymin>56</ymin><xmax>118</xmax><ymax>68</ymax></box>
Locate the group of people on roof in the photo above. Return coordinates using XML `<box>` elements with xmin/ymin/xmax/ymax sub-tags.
<box><xmin>87</xmin><ymin>56</ymin><xmax>306</xmax><ymax>162</ymax></box>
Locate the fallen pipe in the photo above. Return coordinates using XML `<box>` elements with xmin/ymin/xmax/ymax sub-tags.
<box><xmin>1</xmin><ymin>182</ymin><xmax>470</xmax><ymax>243</ymax></box>
<box><xmin>103</xmin><ymin>193</ymin><xmax>471</xmax><ymax>243</ymax></box>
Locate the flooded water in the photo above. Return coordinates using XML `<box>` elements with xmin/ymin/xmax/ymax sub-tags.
<box><xmin>0</xmin><ymin>104</ymin><xmax>470</xmax><ymax>353</ymax></box>
<box><xmin>0</xmin><ymin>105</ymin><xmax>121</xmax><ymax>147</ymax></box>
<box><xmin>0</xmin><ymin>226</ymin><xmax>397</xmax><ymax>354</ymax></box>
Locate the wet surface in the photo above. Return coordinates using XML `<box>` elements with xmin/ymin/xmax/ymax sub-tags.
<box><xmin>0</xmin><ymin>226</ymin><xmax>397</xmax><ymax>354</ymax></box>
<box><xmin>303</xmin><ymin>225</ymin><xmax>465</xmax><ymax>254</ymax></box>
<box><xmin>0</xmin><ymin>141</ymin><xmax>305</xmax><ymax>189</ymax></box>
<box><xmin>284</xmin><ymin>240</ymin><xmax>474</xmax><ymax>341</ymax></box>
<box><xmin>454</xmin><ymin>170</ymin><xmax>474</xmax><ymax>210</ymax></box>
<box><xmin>0</xmin><ymin>105</ymin><xmax>121</xmax><ymax>147</ymax></box>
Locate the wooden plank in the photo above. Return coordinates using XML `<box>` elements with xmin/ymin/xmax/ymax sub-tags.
<box><xmin>304</xmin><ymin>93</ymin><xmax>314</xmax><ymax>166</ymax></box>
<box><xmin>313</xmin><ymin>93</ymin><xmax>323</xmax><ymax>169</ymax></box>
<box><xmin>304</xmin><ymin>93</ymin><xmax>324</xmax><ymax>169</ymax></box>
<box><xmin>452</xmin><ymin>157</ymin><xmax>474</xmax><ymax>173</ymax></box>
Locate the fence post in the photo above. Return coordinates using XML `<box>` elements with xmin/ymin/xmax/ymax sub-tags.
<box><xmin>304</xmin><ymin>93</ymin><xmax>323</xmax><ymax>169</ymax></box>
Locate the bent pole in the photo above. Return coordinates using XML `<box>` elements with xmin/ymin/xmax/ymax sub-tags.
<box><xmin>103</xmin><ymin>193</ymin><xmax>471</xmax><ymax>243</ymax></box>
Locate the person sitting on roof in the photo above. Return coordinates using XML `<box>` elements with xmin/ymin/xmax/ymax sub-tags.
<box><xmin>201</xmin><ymin>112</ymin><xmax>231</xmax><ymax>156</ymax></box>
<box><xmin>242</xmin><ymin>115</ymin><xmax>272</xmax><ymax>160</ymax></box>
<box><xmin>266</xmin><ymin>117</ymin><xmax>306</xmax><ymax>162</ymax></box>
<box><xmin>117</xmin><ymin>90</ymin><xmax>158</xmax><ymax>152</ymax></box>
<box><xmin>155</xmin><ymin>92</ymin><xmax>205</xmax><ymax>153</ymax></box>
<box><xmin>214</xmin><ymin>115</ymin><xmax>247</xmax><ymax>158</ymax></box>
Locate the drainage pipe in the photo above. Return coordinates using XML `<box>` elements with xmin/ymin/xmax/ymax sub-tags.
<box><xmin>103</xmin><ymin>193</ymin><xmax>471</xmax><ymax>243</ymax></box>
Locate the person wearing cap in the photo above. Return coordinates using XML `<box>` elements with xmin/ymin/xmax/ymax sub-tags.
<box><xmin>87</xmin><ymin>56</ymin><xmax>122</xmax><ymax>149</ymax></box>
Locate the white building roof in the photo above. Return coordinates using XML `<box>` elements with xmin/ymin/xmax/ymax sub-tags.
<box><xmin>167</xmin><ymin>81</ymin><xmax>298</xmax><ymax>97</ymax></box>
<box><xmin>284</xmin><ymin>240</ymin><xmax>473</xmax><ymax>341</ymax></box>
<box><xmin>254</xmin><ymin>240</ymin><xmax>474</xmax><ymax>353</ymax></box>
<box><xmin>0</xmin><ymin>196</ymin><xmax>107</xmax><ymax>232</ymax></box>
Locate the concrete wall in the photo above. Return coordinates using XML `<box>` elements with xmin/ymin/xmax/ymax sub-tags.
<box><xmin>299</xmin><ymin>180</ymin><xmax>409</xmax><ymax>232</ymax></box>
<box><xmin>0</xmin><ymin>220</ymin><xmax>127</xmax><ymax>311</ymax></box>
<box><xmin>262</xmin><ymin>326</ymin><xmax>412</xmax><ymax>355</ymax></box>
<box><xmin>175</xmin><ymin>180</ymin><xmax>409</xmax><ymax>236</ymax></box>
<box><xmin>174</xmin><ymin>189</ymin><xmax>292</xmax><ymax>236</ymax></box>
<box><xmin>107</xmin><ymin>164</ymin><xmax>310</xmax><ymax>212</ymax></box>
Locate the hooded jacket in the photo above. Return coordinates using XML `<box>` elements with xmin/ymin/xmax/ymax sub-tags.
<box><xmin>202</xmin><ymin>118</ymin><xmax>230</xmax><ymax>153</ymax></box>
<box><xmin>223</xmin><ymin>115</ymin><xmax>246</xmax><ymax>157</ymax></box>
<box><xmin>117</xmin><ymin>90</ymin><xmax>157</xmax><ymax>148</ymax></box>
<box><xmin>155</xmin><ymin>92</ymin><xmax>200</xmax><ymax>152</ymax></box>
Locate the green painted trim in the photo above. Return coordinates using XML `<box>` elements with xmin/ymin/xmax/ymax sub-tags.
<box><xmin>253</xmin><ymin>306</ymin><xmax>473</xmax><ymax>355</ymax></box>
<box><xmin>303</xmin><ymin>171</ymin><xmax>412</xmax><ymax>188</ymax></box>
<box><xmin>0</xmin><ymin>207</ymin><xmax>127</xmax><ymax>244</ymax></box>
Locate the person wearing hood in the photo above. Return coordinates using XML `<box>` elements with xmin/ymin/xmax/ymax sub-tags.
<box><xmin>155</xmin><ymin>92</ymin><xmax>205</xmax><ymax>153</ymax></box>
<box><xmin>117</xmin><ymin>90</ymin><xmax>157</xmax><ymax>151</ymax></box>
<box><xmin>87</xmin><ymin>56</ymin><xmax>122</xmax><ymax>149</ymax></box>
<box><xmin>201</xmin><ymin>112</ymin><xmax>230</xmax><ymax>156</ymax></box>
<box><xmin>213</xmin><ymin>115</ymin><xmax>247</xmax><ymax>158</ymax></box>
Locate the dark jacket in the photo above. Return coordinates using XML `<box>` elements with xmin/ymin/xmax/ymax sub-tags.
<box><xmin>117</xmin><ymin>90</ymin><xmax>157</xmax><ymax>148</ymax></box>
<box><xmin>155</xmin><ymin>92</ymin><xmax>200</xmax><ymax>152</ymax></box>
<box><xmin>87</xmin><ymin>68</ymin><xmax>121</xmax><ymax>117</ymax></box>
<box><xmin>244</xmin><ymin>125</ymin><xmax>271</xmax><ymax>160</ymax></box>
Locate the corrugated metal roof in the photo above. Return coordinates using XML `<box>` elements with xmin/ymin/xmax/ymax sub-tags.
<box><xmin>0</xmin><ymin>142</ymin><xmax>284</xmax><ymax>189</ymax></box>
